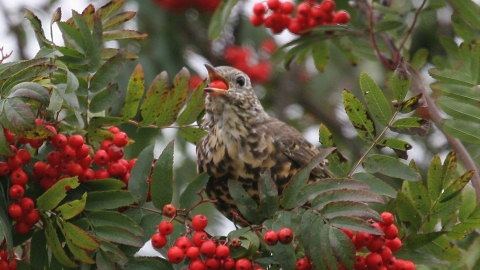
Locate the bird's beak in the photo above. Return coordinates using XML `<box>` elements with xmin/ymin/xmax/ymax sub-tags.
<box><xmin>204</xmin><ymin>64</ymin><xmax>229</xmax><ymax>96</ymax></box>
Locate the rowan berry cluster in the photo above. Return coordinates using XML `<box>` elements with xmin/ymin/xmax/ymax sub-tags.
<box><xmin>250</xmin><ymin>0</ymin><xmax>350</xmax><ymax>35</ymax></box>
<box><xmin>152</xmin><ymin>0</ymin><xmax>221</xmax><ymax>13</ymax></box>
<box><xmin>223</xmin><ymin>39</ymin><xmax>275</xmax><ymax>83</ymax></box>
<box><xmin>0</xmin><ymin>248</ymin><xmax>17</xmax><ymax>270</ymax></box>
<box><xmin>341</xmin><ymin>212</ymin><xmax>416</xmax><ymax>270</ymax></box>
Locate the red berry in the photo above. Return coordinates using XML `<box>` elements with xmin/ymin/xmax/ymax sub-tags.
<box><xmin>366</xmin><ymin>252</ymin><xmax>383</xmax><ymax>270</ymax></box>
<box><xmin>44</xmin><ymin>164</ymin><xmax>59</xmax><ymax>178</ymax></box>
<box><xmin>333</xmin><ymin>10</ymin><xmax>350</xmax><ymax>24</ymax></box>
<box><xmin>395</xmin><ymin>259</ymin><xmax>406</xmax><ymax>269</ymax></box>
<box><xmin>107</xmin><ymin>145</ymin><xmax>124</xmax><ymax>161</ymax></box>
<box><xmin>190</xmin><ymin>259</ymin><xmax>206</xmax><ymax>270</ymax></box>
<box><xmin>209</xmin><ymin>80</ymin><xmax>228</xmax><ymax>90</ymax></box>
<box><xmin>192</xmin><ymin>214</ymin><xmax>208</xmax><ymax>231</ymax></box>
<box><xmin>267</xmin><ymin>0</ymin><xmax>281</xmax><ymax>10</ymax></box>
<box><xmin>20</xmin><ymin>197</ymin><xmax>35</xmax><ymax>212</ymax></box>
<box><xmin>378</xmin><ymin>247</ymin><xmax>393</xmax><ymax>262</ymax></box>
<box><xmin>277</xmin><ymin>227</ymin><xmax>293</xmax><ymax>244</ymax></box>
<box><xmin>385</xmin><ymin>237</ymin><xmax>402</xmax><ymax>253</ymax></box>
<box><xmin>380</xmin><ymin>212</ymin><xmax>395</xmax><ymax>226</ymax></box>
<box><xmin>175</xmin><ymin>236</ymin><xmax>193</xmax><ymax>253</ymax></box>
<box><xmin>355</xmin><ymin>231</ymin><xmax>372</xmax><ymax>247</ymax></box>
<box><xmin>250</xmin><ymin>14</ymin><xmax>264</xmax><ymax>27</ymax></box>
<box><xmin>79</xmin><ymin>168</ymin><xmax>95</xmax><ymax>182</ymax></box>
<box><xmin>320</xmin><ymin>0</ymin><xmax>335</xmax><ymax>13</ymax></box>
<box><xmin>280</xmin><ymin>1</ymin><xmax>295</xmax><ymax>14</ymax></box>
<box><xmin>354</xmin><ymin>255</ymin><xmax>366</xmax><ymax>270</ymax></box>
<box><xmin>46</xmin><ymin>151</ymin><xmax>62</xmax><ymax>165</ymax></box>
<box><xmin>127</xmin><ymin>158</ymin><xmax>137</xmax><ymax>171</ymax></box>
<box><xmin>17</xmin><ymin>149</ymin><xmax>31</xmax><ymax>165</ymax></box>
<box><xmin>404</xmin><ymin>260</ymin><xmax>416</xmax><ymax>270</ymax></box>
<box><xmin>24</xmin><ymin>209</ymin><xmax>40</xmax><ymax>225</ymax></box>
<box><xmin>0</xmin><ymin>260</ymin><xmax>8</xmax><ymax>270</ymax></box>
<box><xmin>288</xmin><ymin>19</ymin><xmax>303</xmax><ymax>34</ymax></box>
<box><xmin>216</xmin><ymin>245</ymin><xmax>230</xmax><ymax>260</ymax></box>
<box><xmin>384</xmin><ymin>225</ymin><xmax>398</xmax><ymax>240</ymax></box>
<box><xmin>192</xmin><ymin>230</ymin><xmax>208</xmax><ymax>247</ymax></box>
<box><xmin>297</xmin><ymin>3</ymin><xmax>311</xmax><ymax>17</ymax></box>
<box><xmin>8</xmin><ymin>204</ymin><xmax>22</xmax><ymax>219</ymax></box>
<box><xmin>113</xmin><ymin>132</ymin><xmax>129</xmax><ymax>147</ymax></box>
<box><xmin>10</xmin><ymin>168</ymin><xmax>28</xmax><ymax>186</ymax></box>
<box><xmin>0</xmin><ymin>161</ymin><xmax>10</xmax><ymax>176</ymax></box>
<box><xmin>264</xmin><ymin>230</ymin><xmax>278</xmax><ymax>246</ymax></box>
<box><xmin>100</xmin><ymin>140</ymin><xmax>113</xmax><ymax>150</ymax></box>
<box><xmin>94</xmin><ymin>150</ymin><xmax>110</xmax><ymax>166</ymax></box>
<box><xmin>94</xmin><ymin>169</ymin><xmax>110</xmax><ymax>179</ymax></box>
<box><xmin>9</xmin><ymin>184</ymin><xmax>25</xmax><ymax>199</ymax></box>
<box><xmin>45</xmin><ymin>125</ymin><xmax>57</xmax><ymax>135</ymax></box>
<box><xmin>367</xmin><ymin>235</ymin><xmax>385</xmax><ymax>252</ymax></box>
<box><xmin>235</xmin><ymin>258</ymin><xmax>252</xmax><ymax>270</ymax></box>
<box><xmin>108</xmin><ymin>126</ymin><xmax>120</xmax><ymax>134</ymax></box>
<box><xmin>200</xmin><ymin>240</ymin><xmax>216</xmax><ymax>257</ymax></box>
<box><xmin>67</xmin><ymin>162</ymin><xmax>83</xmax><ymax>177</ymax></box>
<box><xmin>158</xmin><ymin>221</ymin><xmax>174</xmax><ymax>235</ymax></box>
<box><xmin>186</xmin><ymin>246</ymin><xmax>200</xmax><ymax>260</ymax></box>
<box><xmin>32</xmin><ymin>161</ymin><xmax>47</xmax><ymax>179</ymax></box>
<box><xmin>79</xmin><ymin>155</ymin><xmax>93</xmax><ymax>169</ymax></box>
<box><xmin>108</xmin><ymin>161</ymin><xmax>127</xmax><ymax>176</ymax></box>
<box><xmin>15</xmin><ymin>220</ymin><xmax>31</xmax><ymax>234</ymax></box>
<box><xmin>62</xmin><ymin>145</ymin><xmax>77</xmax><ymax>161</ymax></box>
<box><xmin>69</xmin><ymin>134</ymin><xmax>84</xmax><ymax>148</ymax></box>
<box><xmin>296</xmin><ymin>258</ymin><xmax>311</xmax><ymax>270</ymax></box>
<box><xmin>205</xmin><ymin>257</ymin><xmax>221</xmax><ymax>269</ymax></box>
<box><xmin>76</xmin><ymin>144</ymin><xmax>91</xmax><ymax>159</ymax></box>
<box><xmin>163</xmin><ymin>204</ymin><xmax>177</xmax><ymax>218</ymax></box>
<box><xmin>223</xmin><ymin>257</ymin><xmax>236</xmax><ymax>269</ymax></box>
<box><xmin>151</xmin><ymin>232</ymin><xmax>167</xmax><ymax>248</ymax></box>
<box><xmin>384</xmin><ymin>257</ymin><xmax>397</xmax><ymax>270</ymax></box>
<box><xmin>253</xmin><ymin>2</ymin><xmax>266</xmax><ymax>15</ymax></box>
<box><xmin>7</xmin><ymin>156</ymin><xmax>22</xmax><ymax>170</ymax></box>
<box><xmin>167</xmin><ymin>246</ymin><xmax>184</xmax><ymax>264</ymax></box>
<box><xmin>51</xmin><ymin>134</ymin><xmax>68</xmax><ymax>149</ymax></box>
<box><xmin>3</xmin><ymin>128</ymin><xmax>14</xmax><ymax>143</ymax></box>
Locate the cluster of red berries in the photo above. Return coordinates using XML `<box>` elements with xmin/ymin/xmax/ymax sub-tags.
<box><xmin>152</xmin><ymin>0</ymin><xmax>221</xmax><ymax>13</ymax></box>
<box><xmin>0</xmin><ymin>249</ymin><xmax>17</xmax><ymax>270</ymax></box>
<box><xmin>223</xmin><ymin>40</ymin><xmax>276</xmax><ymax>83</ymax></box>
<box><xmin>32</xmin><ymin>126</ymin><xmax>135</xmax><ymax>191</ymax></box>
<box><xmin>250</xmin><ymin>0</ymin><xmax>350</xmax><ymax>35</ymax></box>
<box><xmin>341</xmin><ymin>212</ymin><xmax>415</xmax><ymax>270</ymax></box>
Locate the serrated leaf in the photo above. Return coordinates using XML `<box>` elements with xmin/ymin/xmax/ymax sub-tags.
<box><xmin>43</xmin><ymin>215</ymin><xmax>78</xmax><ymax>268</ymax></box>
<box><xmin>342</xmin><ymin>90</ymin><xmax>376</xmax><ymax>141</ymax></box>
<box><xmin>178</xmin><ymin>127</ymin><xmax>206</xmax><ymax>144</ymax></box>
<box><xmin>298</xmin><ymin>178</ymin><xmax>370</xmax><ymax>205</ymax></box>
<box><xmin>128</xmin><ymin>143</ymin><xmax>155</xmax><ymax>205</ymax></box>
<box><xmin>82</xmin><ymin>178</ymin><xmax>125</xmax><ymax>191</ymax></box>
<box><xmin>99</xmin><ymin>240</ymin><xmax>128</xmax><ymax>265</ymax></box>
<box><xmin>151</xmin><ymin>141</ymin><xmax>174</xmax><ymax>210</ymax></box>
<box><xmin>402</xmin><ymin>180</ymin><xmax>431</xmax><ymax>216</ymax></box>
<box><xmin>8</xmin><ymin>82</ymin><xmax>50</xmax><ymax>105</ymax></box>
<box><xmin>96</xmin><ymin>249</ymin><xmax>115</xmax><ymax>270</ymax></box>
<box><xmin>451</xmin><ymin>13</ymin><xmax>476</xmax><ymax>43</ymax></box>
<box><xmin>101</xmin><ymin>48</ymin><xmax>137</xmax><ymax>60</ymax></box>
<box><xmin>156</xmin><ymin>67</ymin><xmax>190</xmax><ymax>127</ymax></box>
<box><xmin>396</xmin><ymin>191</ymin><xmax>422</xmax><ymax>231</ymax></box>
<box><xmin>120</xmin><ymin>64</ymin><xmax>144</xmax><ymax>120</ymax></box>
<box><xmin>103</xmin><ymin>30</ymin><xmax>148</xmax><ymax>41</ymax></box>
<box><xmin>37</xmin><ymin>177</ymin><xmax>80</xmax><ymax>211</ymax></box>
<box><xmin>352</xmin><ymin>173</ymin><xmax>397</xmax><ymax>199</ymax></box>
<box><xmin>139</xmin><ymin>72</ymin><xmax>169</xmax><ymax>125</ymax></box>
<box><xmin>0</xmin><ymin>58</ymin><xmax>49</xmax><ymax>81</ymax></box>
<box><xmin>451</xmin><ymin>0</ymin><xmax>480</xmax><ymax>28</ymax></box>
<box><xmin>24</xmin><ymin>9</ymin><xmax>51</xmax><ymax>47</ymax></box>
<box><xmin>57</xmin><ymin>21</ymin><xmax>86</xmax><ymax>54</ymax></box>
<box><xmin>450</xmin><ymin>202</ymin><xmax>480</xmax><ymax>240</ymax></box>
<box><xmin>328</xmin><ymin>226</ymin><xmax>356</xmax><ymax>269</ymax></box>
<box><xmin>373</xmin><ymin>20</ymin><xmax>403</xmax><ymax>32</ymax></box>
<box><xmin>124</xmin><ymin>258</ymin><xmax>174</xmax><ymax>270</ymax></box>
<box><xmin>2</xmin><ymin>64</ymin><xmax>57</xmax><ymax>92</ymax></box>
<box><xmin>103</xmin><ymin>11</ymin><xmax>136</xmax><ymax>30</ymax></box>
<box><xmin>312</xmin><ymin>41</ymin><xmax>329</xmax><ymax>72</ymax></box>
<box><xmin>56</xmin><ymin>192</ymin><xmax>87</xmax><ymax>220</ymax></box>
<box><xmin>429</xmin><ymin>68</ymin><xmax>475</xmax><ymax>87</ymax></box>
<box><xmin>208</xmin><ymin>0</ymin><xmax>240</xmax><ymax>39</ymax></box>
<box><xmin>377</xmin><ymin>137</ymin><xmax>412</xmax><ymax>159</ymax></box>
<box><xmin>30</xmin><ymin>230</ymin><xmax>48</xmax><ymax>269</ymax></box>
<box><xmin>258</xmin><ymin>172</ymin><xmax>278</xmax><ymax>220</ymax></box>
<box><xmin>179</xmin><ymin>173</ymin><xmax>209</xmax><ymax>209</ymax></box>
<box><xmin>442</xmin><ymin>119</ymin><xmax>480</xmax><ymax>144</ymax></box>
<box><xmin>311</xmin><ymin>189</ymin><xmax>383</xmax><ymax>210</ymax></box>
<box><xmin>438</xmin><ymin>96</ymin><xmax>480</xmax><ymax>124</ymax></box>
<box><xmin>89</xmin><ymin>49</ymin><xmax>126</xmax><ymax>93</ymax></box>
<box><xmin>228</xmin><ymin>179</ymin><xmax>260</xmax><ymax>224</ymax></box>
<box><xmin>97</xmin><ymin>0</ymin><xmax>124</xmax><ymax>20</ymax></box>
<box><xmin>57</xmin><ymin>219</ymin><xmax>100</xmax><ymax>251</ymax></box>
<box><xmin>177</xmin><ymin>81</ymin><xmax>206</xmax><ymax>125</ymax></box>
<box><xmin>411</xmin><ymin>48</ymin><xmax>429</xmax><ymax>68</ymax></box>
<box><xmin>280</xmin><ymin>147</ymin><xmax>335</xmax><ymax>209</ymax></box>
<box><xmin>303</xmin><ymin>215</ymin><xmax>327</xmax><ymax>270</ymax></box>
<box><xmin>320</xmin><ymin>201</ymin><xmax>381</xmax><ymax>220</ymax></box>
<box><xmin>329</xmin><ymin>216</ymin><xmax>384</xmax><ymax>235</ymax></box>
<box><xmin>390</xmin><ymin>117</ymin><xmax>430</xmax><ymax>136</ymax></box>
<box><xmin>267</xmin><ymin>234</ymin><xmax>296</xmax><ymax>269</ymax></box>
<box><xmin>403</xmin><ymin>232</ymin><xmax>446</xmax><ymax>250</ymax></box>
<box><xmin>318</xmin><ymin>124</ymin><xmax>350</xmax><ymax>177</ymax></box>
<box><xmin>440</xmin><ymin>170</ymin><xmax>474</xmax><ymax>202</ymax></box>
<box><xmin>88</xmin><ymin>211</ymin><xmax>143</xmax><ymax>236</ymax></box>
<box><xmin>363</xmin><ymin>154</ymin><xmax>421</xmax><ymax>181</ymax></box>
<box><xmin>89</xmin><ymin>83</ymin><xmax>121</xmax><ymax>113</ymax></box>
<box><xmin>424</xmin><ymin>235</ymin><xmax>460</xmax><ymax>262</ymax></box>
<box><xmin>85</xmin><ymin>190</ymin><xmax>138</xmax><ymax>211</ymax></box>
<box><xmin>360</xmin><ymin>72</ymin><xmax>392</xmax><ymax>125</ymax></box>
<box><xmin>400</xmin><ymin>93</ymin><xmax>426</xmax><ymax>114</ymax></box>
<box><xmin>94</xmin><ymin>225</ymin><xmax>143</xmax><ymax>247</ymax></box>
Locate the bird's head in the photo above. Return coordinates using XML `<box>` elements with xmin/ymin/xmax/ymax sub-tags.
<box><xmin>203</xmin><ymin>64</ymin><xmax>265</xmax><ymax>119</ymax></box>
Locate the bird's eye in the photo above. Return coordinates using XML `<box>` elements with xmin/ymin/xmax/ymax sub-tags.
<box><xmin>236</xmin><ymin>76</ymin><xmax>246</xmax><ymax>86</ymax></box>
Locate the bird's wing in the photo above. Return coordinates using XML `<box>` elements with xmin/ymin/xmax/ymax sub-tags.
<box><xmin>264</xmin><ymin>118</ymin><xmax>330</xmax><ymax>178</ymax></box>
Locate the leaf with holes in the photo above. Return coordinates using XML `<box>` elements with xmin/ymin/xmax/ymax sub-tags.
<box><xmin>342</xmin><ymin>90</ymin><xmax>376</xmax><ymax>141</ymax></box>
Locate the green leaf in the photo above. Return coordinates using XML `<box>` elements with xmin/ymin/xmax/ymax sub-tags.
<box><xmin>102</xmin><ymin>48</ymin><xmax>138</xmax><ymax>60</ymax></box>
<box><xmin>363</xmin><ymin>154</ymin><xmax>421</xmax><ymax>181</ymax></box>
<box><xmin>103</xmin><ymin>30</ymin><xmax>148</xmax><ymax>41</ymax></box>
<box><xmin>72</xmin><ymin>11</ymin><xmax>99</xmax><ymax>71</ymax></box>
<box><xmin>37</xmin><ymin>177</ymin><xmax>80</xmax><ymax>211</ymax></box>
<box><xmin>331</xmin><ymin>38</ymin><xmax>360</xmax><ymax>66</ymax></box>
<box><xmin>360</xmin><ymin>72</ymin><xmax>392</xmax><ymax>126</ymax></box>
<box><xmin>440</xmin><ymin>170</ymin><xmax>474</xmax><ymax>202</ymax></box>
<box><xmin>228</xmin><ymin>179</ymin><xmax>260</xmax><ymax>224</ymax></box>
<box><xmin>439</xmin><ymin>36</ymin><xmax>459</xmax><ymax>60</ymax></box>
<box><xmin>390</xmin><ymin>117</ymin><xmax>430</xmax><ymax>136</ymax></box>
<box><xmin>0</xmin><ymin>98</ymin><xmax>35</xmax><ymax>134</ymax></box>
<box><xmin>318</xmin><ymin>124</ymin><xmax>350</xmax><ymax>177</ymax></box>
<box><xmin>2</xmin><ymin>64</ymin><xmax>57</xmax><ymax>93</ymax></box>
<box><xmin>428</xmin><ymin>68</ymin><xmax>475</xmax><ymax>87</ymax></box>
<box><xmin>451</xmin><ymin>0</ymin><xmax>480</xmax><ymax>28</ymax></box>
<box><xmin>30</xmin><ymin>230</ymin><xmax>48</xmax><ymax>269</ymax></box>
<box><xmin>96</xmin><ymin>249</ymin><xmax>115</xmax><ymax>270</ymax></box>
<box><xmin>280</xmin><ymin>147</ymin><xmax>335</xmax><ymax>209</ymax></box>
<box><xmin>424</xmin><ymin>235</ymin><xmax>460</xmax><ymax>262</ymax></box>
<box><xmin>450</xmin><ymin>202</ymin><xmax>480</xmax><ymax>240</ymax></box>
<box><xmin>89</xmin><ymin>83</ymin><xmax>121</xmax><ymax>113</ymax></box>
<box><xmin>451</xmin><ymin>13</ymin><xmax>476</xmax><ymax>43</ymax></box>
<box><xmin>329</xmin><ymin>216</ymin><xmax>384</xmax><ymax>235</ymax></box>
<box><xmin>89</xmin><ymin>14</ymin><xmax>103</xmax><ymax>72</ymax></box>
<box><xmin>24</xmin><ymin>9</ymin><xmax>51</xmax><ymax>47</ymax></box>
<box><xmin>56</xmin><ymin>192</ymin><xmax>87</xmax><ymax>220</ymax></box>
<box><xmin>156</xmin><ymin>67</ymin><xmax>190</xmax><ymax>127</ymax></box>
<box><xmin>57</xmin><ymin>219</ymin><xmax>100</xmax><ymax>251</ymax></box>
<box><xmin>85</xmin><ymin>190</ymin><xmax>138</xmax><ymax>211</ymax></box>
<box><xmin>312</xmin><ymin>41</ymin><xmax>329</xmax><ymax>72</ymax></box>
<box><xmin>442</xmin><ymin>119</ymin><xmax>480</xmax><ymax>144</ymax></box>
<box><xmin>258</xmin><ymin>172</ymin><xmax>278</xmax><ymax>220</ymax></box>
<box><xmin>0</xmin><ymin>58</ymin><xmax>49</xmax><ymax>81</ymax></box>
<box><xmin>128</xmin><ymin>143</ymin><xmax>155</xmax><ymax>205</ymax></box>
<box><xmin>402</xmin><ymin>179</ymin><xmax>431</xmax><ymax>216</ymax></box>
<box><xmin>303</xmin><ymin>215</ymin><xmax>327</xmax><ymax>270</ymax></box>
<box><xmin>177</xmin><ymin>81</ymin><xmax>206</xmax><ymax>125</ymax></box>
<box><xmin>89</xmin><ymin>49</ymin><xmax>126</xmax><ymax>93</ymax></box>
<box><xmin>267</xmin><ymin>235</ymin><xmax>296</xmax><ymax>269</ymax></box>
<box><xmin>298</xmin><ymin>178</ymin><xmax>371</xmax><ymax>204</ymax></box>
<box><xmin>373</xmin><ymin>20</ymin><xmax>403</xmax><ymax>32</ymax></box>
<box><xmin>327</xmin><ymin>226</ymin><xmax>356</xmax><ymax>269</ymax></box>
<box><xmin>342</xmin><ymin>90</ymin><xmax>376</xmax><ymax>141</ymax></box>
<box><xmin>139</xmin><ymin>71</ymin><xmax>169</xmax><ymax>126</ymax></box>
<box><xmin>124</xmin><ymin>258</ymin><xmax>174</xmax><ymax>270</ymax></box>
<box><xmin>8</xmin><ymin>82</ymin><xmax>50</xmax><ymax>105</ymax></box>
<box><xmin>82</xmin><ymin>178</ymin><xmax>125</xmax><ymax>191</ymax></box>
<box><xmin>94</xmin><ymin>225</ymin><xmax>144</xmax><ymax>247</ymax></box>
<box><xmin>103</xmin><ymin>11</ymin><xmax>136</xmax><ymax>30</ymax></box>
<box><xmin>311</xmin><ymin>189</ymin><xmax>383</xmax><ymax>210</ymax></box>
<box><xmin>396</xmin><ymin>190</ymin><xmax>422</xmax><ymax>231</ymax></box>
<box><xmin>151</xmin><ymin>141</ymin><xmax>174</xmax><ymax>210</ymax></box>
<box><xmin>320</xmin><ymin>201</ymin><xmax>381</xmax><ymax>220</ymax></box>
<box><xmin>178</xmin><ymin>127</ymin><xmax>206</xmax><ymax>144</ymax></box>
<box><xmin>438</xmin><ymin>96</ymin><xmax>480</xmax><ymax>124</ymax></box>
<box><xmin>99</xmin><ymin>240</ymin><xmax>128</xmax><ymax>265</ymax></box>
<box><xmin>377</xmin><ymin>137</ymin><xmax>412</xmax><ymax>159</ymax></box>
<box><xmin>43</xmin><ymin>215</ymin><xmax>78</xmax><ymax>268</ymax></box>
<box><xmin>208</xmin><ymin>0</ymin><xmax>240</xmax><ymax>39</ymax></box>
<box><xmin>88</xmin><ymin>211</ymin><xmax>143</xmax><ymax>236</ymax></box>
<box><xmin>411</xmin><ymin>48</ymin><xmax>429</xmax><ymax>68</ymax></box>
<box><xmin>120</xmin><ymin>64</ymin><xmax>144</xmax><ymax>120</ymax></box>
<box><xmin>57</xmin><ymin>21</ymin><xmax>86</xmax><ymax>54</ymax></box>
<box><xmin>402</xmin><ymin>232</ymin><xmax>446</xmax><ymax>250</ymax></box>
<box><xmin>399</xmin><ymin>93</ymin><xmax>426</xmax><ymax>114</ymax></box>
<box><xmin>392</xmin><ymin>59</ymin><xmax>411</xmax><ymax>102</ymax></box>
<box><xmin>179</xmin><ymin>173</ymin><xmax>209</xmax><ymax>209</ymax></box>
<box><xmin>0</xmin><ymin>188</ymin><xmax>13</xmax><ymax>261</ymax></box>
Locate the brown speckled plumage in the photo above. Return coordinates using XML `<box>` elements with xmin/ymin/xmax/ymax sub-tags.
<box><xmin>196</xmin><ymin>65</ymin><xmax>330</xmax><ymax>224</ymax></box>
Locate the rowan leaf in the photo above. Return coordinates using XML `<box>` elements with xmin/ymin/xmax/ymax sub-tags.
<box><xmin>258</xmin><ymin>172</ymin><xmax>278</xmax><ymax>220</ymax></box>
<box><xmin>363</xmin><ymin>154</ymin><xmax>421</xmax><ymax>181</ymax></box>
<box><xmin>360</xmin><ymin>72</ymin><xmax>392</xmax><ymax>126</ymax></box>
<box><xmin>120</xmin><ymin>64</ymin><xmax>144</xmax><ymax>120</ymax></box>
<box><xmin>320</xmin><ymin>201</ymin><xmax>381</xmax><ymax>220</ymax></box>
<box><xmin>329</xmin><ymin>216</ymin><xmax>384</xmax><ymax>235</ymax></box>
<box><xmin>88</xmin><ymin>211</ymin><xmax>143</xmax><ymax>236</ymax></box>
<box><xmin>97</xmin><ymin>0</ymin><xmax>124</xmax><ymax>20</ymax></box>
<box><xmin>178</xmin><ymin>126</ymin><xmax>206</xmax><ymax>144</ymax></box>
<box><xmin>342</xmin><ymin>90</ymin><xmax>376</xmax><ymax>141</ymax></box>
<box><xmin>428</xmin><ymin>68</ymin><xmax>475</xmax><ymax>87</ymax></box>
<box><xmin>399</xmin><ymin>93</ymin><xmax>426</xmax><ymax>114</ymax></box>
<box><xmin>311</xmin><ymin>189</ymin><xmax>383</xmax><ymax>210</ymax></box>
<box><xmin>396</xmin><ymin>190</ymin><xmax>422</xmax><ymax>232</ymax></box>
<box><xmin>103</xmin><ymin>11</ymin><xmax>136</xmax><ymax>30</ymax></box>
<box><xmin>440</xmin><ymin>170</ymin><xmax>474</xmax><ymax>202</ymax></box>
<box><xmin>56</xmin><ymin>192</ymin><xmax>87</xmax><ymax>220</ymax></box>
<box><xmin>57</xmin><ymin>219</ymin><xmax>100</xmax><ymax>251</ymax></box>
<box><xmin>377</xmin><ymin>137</ymin><xmax>412</xmax><ymax>159</ymax></box>
<box><xmin>208</xmin><ymin>0</ymin><xmax>240</xmax><ymax>39</ymax></box>
<box><xmin>37</xmin><ymin>177</ymin><xmax>80</xmax><ymax>211</ymax></box>
<box><xmin>298</xmin><ymin>178</ymin><xmax>370</xmax><ymax>205</ymax></box>
<box><xmin>103</xmin><ymin>30</ymin><xmax>148</xmax><ymax>41</ymax></box>
<box><xmin>57</xmin><ymin>21</ymin><xmax>86</xmax><ymax>54</ymax></box>
<box><xmin>177</xmin><ymin>81</ymin><xmax>206</xmax><ymax>125</ymax></box>
<box><xmin>82</xmin><ymin>178</ymin><xmax>125</xmax><ymax>191</ymax></box>
<box><xmin>318</xmin><ymin>124</ymin><xmax>350</xmax><ymax>177</ymax></box>
<box><xmin>312</xmin><ymin>40</ymin><xmax>329</xmax><ymax>72</ymax></box>
<box><xmin>139</xmin><ymin>71</ymin><xmax>169</xmax><ymax>125</ymax></box>
<box><xmin>390</xmin><ymin>117</ymin><xmax>430</xmax><ymax>136</ymax></box>
<box><xmin>391</xmin><ymin>58</ymin><xmax>412</xmax><ymax>102</ymax></box>
<box><xmin>156</xmin><ymin>67</ymin><xmax>190</xmax><ymax>127</ymax></box>
<box><xmin>89</xmin><ymin>83</ymin><xmax>121</xmax><ymax>113</ymax></box>
<box><xmin>89</xmin><ymin>49</ymin><xmax>126</xmax><ymax>93</ymax></box>
<box><xmin>85</xmin><ymin>190</ymin><xmax>138</xmax><ymax>211</ymax></box>
<box><xmin>442</xmin><ymin>119</ymin><xmax>480</xmax><ymax>144</ymax></box>
<box><xmin>228</xmin><ymin>179</ymin><xmax>260</xmax><ymax>224</ymax></box>
<box><xmin>179</xmin><ymin>173</ymin><xmax>209</xmax><ymax>209</ymax></box>
<box><xmin>128</xmin><ymin>143</ymin><xmax>155</xmax><ymax>205</ymax></box>
<box><xmin>151</xmin><ymin>141</ymin><xmax>174</xmax><ymax>210</ymax></box>
<box><xmin>438</xmin><ymin>96</ymin><xmax>480</xmax><ymax>124</ymax></box>
<box><xmin>2</xmin><ymin>64</ymin><xmax>57</xmax><ymax>92</ymax></box>
<box><xmin>94</xmin><ymin>225</ymin><xmax>143</xmax><ymax>247</ymax></box>
<box><xmin>8</xmin><ymin>82</ymin><xmax>50</xmax><ymax>105</ymax></box>
<box><xmin>43</xmin><ymin>215</ymin><xmax>78</xmax><ymax>268</ymax></box>
<box><xmin>402</xmin><ymin>232</ymin><xmax>447</xmax><ymax>250</ymax></box>
<box><xmin>24</xmin><ymin>9</ymin><xmax>51</xmax><ymax>47</ymax></box>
